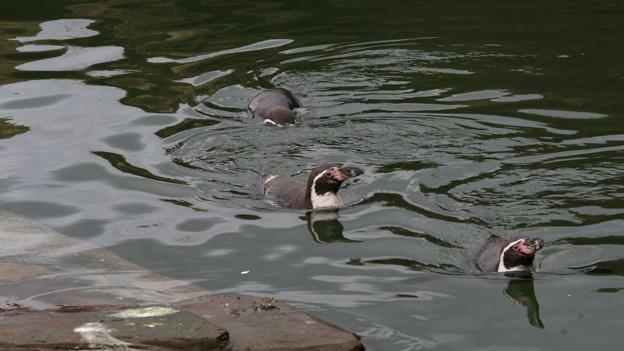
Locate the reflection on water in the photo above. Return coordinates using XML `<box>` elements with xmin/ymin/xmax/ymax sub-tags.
<box><xmin>1</xmin><ymin>0</ymin><xmax>624</xmax><ymax>350</ymax></box>
<box><xmin>0</xmin><ymin>118</ymin><xmax>29</xmax><ymax>139</ymax></box>
<box><xmin>306</xmin><ymin>210</ymin><xmax>357</xmax><ymax>243</ymax></box>
<box><xmin>505</xmin><ymin>275</ymin><xmax>545</xmax><ymax>329</ymax></box>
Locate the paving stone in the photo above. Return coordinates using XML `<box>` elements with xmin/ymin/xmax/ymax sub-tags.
<box><xmin>177</xmin><ymin>294</ymin><xmax>364</xmax><ymax>351</ymax></box>
<box><xmin>0</xmin><ymin>304</ymin><xmax>229</xmax><ymax>350</ymax></box>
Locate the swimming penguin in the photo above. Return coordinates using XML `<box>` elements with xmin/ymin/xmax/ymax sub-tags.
<box><xmin>263</xmin><ymin>163</ymin><xmax>363</xmax><ymax>209</ymax></box>
<box><xmin>248</xmin><ymin>88</ymin><xmax>302</xmax><ymax>126</ymax></box>
<box><xmin>476</xmin><ymin>235</ymin><xmax>544</xmax><ymax>273</ymax></box>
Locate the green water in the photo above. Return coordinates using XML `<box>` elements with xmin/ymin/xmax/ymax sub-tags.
<box><xmin>1</xmin><ymin>1</ymin><xmax>624</xmax><ymax>349</ymax></box>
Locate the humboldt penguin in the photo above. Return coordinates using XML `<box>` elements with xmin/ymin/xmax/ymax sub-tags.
<box><xmin>263</xmin><ymin>163</ymin><xmax>363</xmax><ymax>209</ymax></box>
<box><xmin>248</xmin><ymin>88</ymin><xmax>302</xmax><ymax>126</ymax></box>
<box><xmin>476</xmin><ymin>235</ymin><xmax>544</xmax><ymax>273</ymax></box>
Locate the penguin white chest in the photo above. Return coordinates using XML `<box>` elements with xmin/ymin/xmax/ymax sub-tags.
<box><xmin>311</xmin><ymin>192</ymin><xmax>342</xmax><ymax>209</ymax></box>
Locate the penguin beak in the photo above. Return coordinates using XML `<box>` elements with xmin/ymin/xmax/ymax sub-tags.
<box><xmin>334</xmin><ymin>166</ymin><xmax>363</xmax><ymax>181</ymax></box>
<box><xmin>525</xmin><ymin>238</ymin><xmax>544</xmax><ymax>250</ymax></box>
<box><xmin>520</xmin><ymin>238</ymin><xmax>544</xmax><ymax>255</ymax></box>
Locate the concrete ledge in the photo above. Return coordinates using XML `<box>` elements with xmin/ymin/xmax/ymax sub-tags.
<box><xmin>177</xmin><ymin>294</ymin><xmax>364</xmax><ymax>351</ymax></box>
<box><xmin>0</xmin><ymin>210</ymin><xmax>364</xmax><ymax>350</ymax></box>
<box><xmin>0</xmin><ymin>305</ymin><xmax>229</xmax><ymax>350</ymax></box>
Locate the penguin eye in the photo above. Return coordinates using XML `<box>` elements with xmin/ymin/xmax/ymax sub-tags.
<box><xmin>324</xmin><ymin>172</ymin><xmax>332</xmax><ymax>177</ymax></box>
<box><xmin>512</xmin><ymin>245</ymin><xmax>519</xmax><ymax>251</ymax></box>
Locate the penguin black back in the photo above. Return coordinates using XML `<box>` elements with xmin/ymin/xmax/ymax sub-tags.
<box><xmin>248</xmin><ymin>88</ymin><xmax>302</xmax><ymax>126</ymax></box>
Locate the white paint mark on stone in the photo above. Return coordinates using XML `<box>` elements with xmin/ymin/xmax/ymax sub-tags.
<box><xmin>74</xmin><ymin>322</ymin><xmax>132</xmax><ymax>350</ymax></box>
<box><xmin>109</xmin><ymin>306</ymin><xmax>179</xmax><ymax>319</ymax></box>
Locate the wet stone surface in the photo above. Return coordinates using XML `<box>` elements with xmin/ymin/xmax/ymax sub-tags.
<box><xmin>176</xmin><ymin>294</ymin><xmax>364</xmax><ymax>351</ymax></box>
<box><xmin>0</xmin><ymin>296</ymin><xmax>364</xmax><ymax>351</ymax></box>
<box><xmin>0</xmin><ymin>304</ymin><xmax>229</xmax><ymax>350</ymax></box>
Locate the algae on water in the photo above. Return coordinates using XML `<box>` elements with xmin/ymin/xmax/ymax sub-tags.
<box><xmin>0</xmin><ymin>118</ymin><xmax>29</xmax><ymax>139</ymax></box>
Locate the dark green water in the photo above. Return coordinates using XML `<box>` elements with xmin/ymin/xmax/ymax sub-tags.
<box><xmin>1</xmin><ymin>0</ymin><xmax>624</xmax><ymax>349</ymax></box>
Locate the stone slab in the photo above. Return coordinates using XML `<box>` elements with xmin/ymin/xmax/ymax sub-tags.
<box><xmin>0</xmin><ymin>305</ymin><xmax>229</xmax><ymax>350</ymax></box>
<box><xmin>177</xmin><ymin>294</ymin><xmax>364</xmax><ymax>351</ymax></box>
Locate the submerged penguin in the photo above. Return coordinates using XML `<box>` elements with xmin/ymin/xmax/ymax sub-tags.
<box><xmin>476</xmin><ymin>235</ymin><xmax>544</xmax><ymax>273</ymax></box>
<box><xmin>263</xmin><ymin>163</ymin><xmax>363</xmax><ymax>209</ymax></box>
<box><xmin>248</xmin><ymin>88</ymin><xmax>302</xmax><ymax>126</ymax></box>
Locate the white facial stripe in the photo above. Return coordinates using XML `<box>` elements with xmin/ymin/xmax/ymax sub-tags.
<box><xmin>310</xmin><ymin>170</ymin><xmax>342</xmax><ymax>209</ymax></box>
<box><xmin>312</xmin><ymin>170</ymin><xmax>327</xmax><ymax>185</ymax></box>
<box><xmin>264</xmin><ymin>119</ymin><xmax>278</xmax><ymax>125</ymax></box>
<box><xmin>263</xmin><ymin>174</ymin><xmax>278</xmax><ymax>184</ymax></box>
<box><xmin>497</xmin><ymin>239</ymin><xmax>529</xmax><ymax>272</ymax></box>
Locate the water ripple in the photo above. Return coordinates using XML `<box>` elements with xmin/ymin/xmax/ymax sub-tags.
<box><xmin>148</xmin><ymin>39</ymin><xmax>294</xmax><ymax>64</ymax></box>
<box><xmin>14</xmin><ymin>19</ymin><xmax>98</xmax><ymax>42</ymax></box>
<box><xmin>2</xmin><ymin>4</ymin><xmax>624</xmax><ymax>349</ymax></box>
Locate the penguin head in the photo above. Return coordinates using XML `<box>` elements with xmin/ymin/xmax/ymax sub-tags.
<box><xmin>305</xmin><ymin>164</ymin><xmax>363</xmax><ymax>208</ymax></box>
<box><xmin>499</xmin><ymin>237</ymin><xmax>544</xmax><ymax>272</ymax></box>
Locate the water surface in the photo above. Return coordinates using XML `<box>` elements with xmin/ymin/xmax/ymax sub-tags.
<box><xmin>1</xmin><ymin>1</ymin><xmax>624</xmax><ymax>350</ymax></box>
